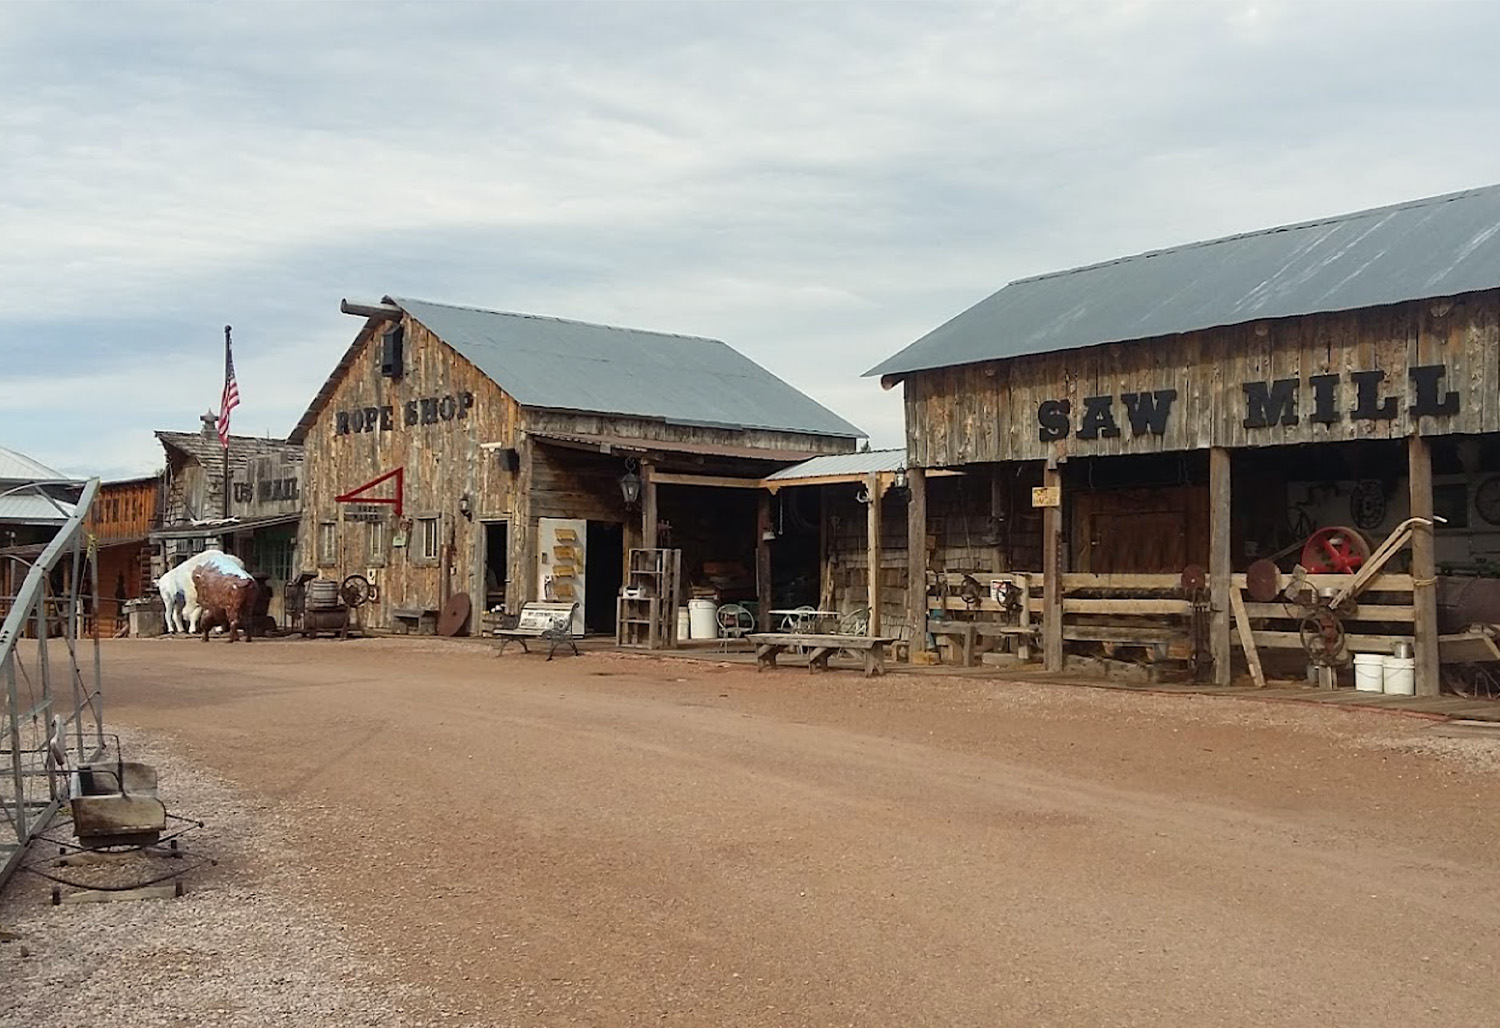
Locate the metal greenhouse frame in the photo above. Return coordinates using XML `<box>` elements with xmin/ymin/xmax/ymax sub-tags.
<box><xmin>1</xmin><ymin>476</ymin><xmax>103</xmax><ymax>888</ymax></box>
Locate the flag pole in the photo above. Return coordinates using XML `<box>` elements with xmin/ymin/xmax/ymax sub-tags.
<box><xmin>223</xmin><ymin>325</ymin><xmax>232</xmax><ymax>520</ymax></box>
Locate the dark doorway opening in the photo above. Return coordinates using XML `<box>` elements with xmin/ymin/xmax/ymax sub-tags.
<box><xmin>484</xmin><ymin>521</ymin><xmax>509</xmax><ymax>612</ymax></box>
<box><xmin>585</xmin><ymin>520</ymin><xmax>624</xmax><ymax>634</ymax></box>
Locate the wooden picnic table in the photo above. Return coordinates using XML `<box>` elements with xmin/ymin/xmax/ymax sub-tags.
<box><xmin>747</xmin><ymin>632</ymin><xmax>897</xmax><ymax>677</ymax></box>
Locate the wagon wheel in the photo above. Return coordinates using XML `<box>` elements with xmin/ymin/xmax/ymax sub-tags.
<box><xmin>1300</xmin><ymin>526</ymin><xmax>1371</xmax><ymax>574</ymax></box>
<box><xmin>1300</xmin><ymin>611</ymin><xmax>1347</xmax><ymax>666</ymax></box>
<box><xmin>340</xmin><ymin>574</ymin><xmax>371</xmax><ymax>608</ymax></box>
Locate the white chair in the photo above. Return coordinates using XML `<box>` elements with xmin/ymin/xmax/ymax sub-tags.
<box><xmin>717</xmin><ymin>603</ymin><xmax>754</xmax><ymax>651</ymax></box>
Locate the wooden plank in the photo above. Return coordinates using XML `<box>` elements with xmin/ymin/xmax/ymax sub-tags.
<box><xmin>1060</xmin><ymin>573</ymin><xmax>1184</xmax><ymax>590</ymax></box>
<box><xmin>1241</xmin><ymin>602</ymin><xmax>1415</xmax><ymax>622</ymax></box>
<box><xmin>641</xmin><ymin>463</ymin><xmax>658</xmax><ymax>552</ymax></box>
<box><xmin>1063</xmin><ymin>625</ymin><xmax>1185</xmax><ymax>644</ymax></box>
<box><xmin>1409</xmin><ymin>435</ymin><xmax>1440</xmax><ymax>697</ymax></box>
<box><xmin>1229</xmin><ymin>586</ymin><xmax>1266</xmax><ymax>688</ymax></box>
<box><xmin>1209</xmin><ymin>446</ymin><xmax>1232</xmax><ymax>685</ymax></box>
<box><xmin>1439</xmin><ymin>632</ymin><xmax>1500</xmax><ymax>664</ymax></box>
<box><xmin>1230</xmin><ymin>572</ymin><xmax>1414</xmax><ymax>592</ymax></box>
<box><xmin>1043</xmin><ymin>464</ymin><xmax>1064</xmax><ymax>671</ymax></box>
<box><xmin>756</xmin><ymin>492</ymin><xmax>772</xmax><ymax>632</ymax></box>
<box><xmin>907</xmin><ymin>466</ymin><xmax>929</xmax><ymax>654</ymax></box>
<box><xmin>867</xmin><ymin>471</ymin><xmax>883</xmax><ymax>637</ymax></box>
<box><xmin>1237</xmin><ymin>630</ymin><xmax>1413</xmax><ymax>651</ymax></box>
<box><xmin>649</xmin><ymin>471</ymin><xmax>765</xmax><ymax>489</ymax></box>
<box><xmin>1061</xmin><ymin>598</ymin><xmax>1193</xmax><ymax>616</ymax></box>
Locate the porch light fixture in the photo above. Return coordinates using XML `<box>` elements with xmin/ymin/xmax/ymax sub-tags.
<box><xmin>619</xmin><ymin>458</ymin><xmax>642</xmax><ymax>507</ymax></box>
<box><xmin>458</xmin><ymin>493</ymin><xmax>472</xmax><ymax>520</ymax></box>
<box><xmin>893</xmin><ymin>466</ymin><xmax>908</xmax><ymax>490</ymax></box>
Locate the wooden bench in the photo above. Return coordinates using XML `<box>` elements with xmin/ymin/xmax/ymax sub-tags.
<box><xmin>927</xmin><ymin>618</ymin><xmax>1038</xmax><ymax>667</ymax></box>
<box><xmin>493</xmin><ymin>601</ymin><xmax>579</xmax><ymax>660</ymax></box>
<box><xmin>747</xmin><ymin>632</ymin><xmax>896</xmax><ymax>677</ymax></box>
<box><xmin>391</xmin><ymin>607</ymin><xmax>440</xmax><ymax>635</ymax></box>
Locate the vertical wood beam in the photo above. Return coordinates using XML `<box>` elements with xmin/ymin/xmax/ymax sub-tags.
<box><xmin>1409</xmin><ymin>434</ymin><xmax>1441</xmax><ymax>697</ymax></box>
<box><xmin>641</xmin><ymin>462</ymin><xmax>658</xmax><ymax>552</ymax></box>
<box><xmin>756</xmin><ymin>491</ymin><xmax>773</xmax><ymax>631</ymax></box>
<box><xmin>1042</xmin><ymin>464</ymin><xmax>1063</xmax><ymax>671</ymax></box>
<box><xmin>990</xmin><ymin>468</ymin><xmax>1006</xmax><ymax>574</ymax></box>
<box><xmin>818</xmin><ymin>487</ymin><xmax>831</xmax><ymax>610</ymax></box>
<box><xmin>1210</xmin><ymin>446</ymin><xmax>1233</xmax><ymax>686</ymax></box>
<box><xmin>867</xmin><ymin>472</ymin><xmax>882</xmax><ymax>637</ymax></box>
<box><xmin>906</xmin><ymin>467</ymin><xmax>929</xmax><ymax>652</ymax></box>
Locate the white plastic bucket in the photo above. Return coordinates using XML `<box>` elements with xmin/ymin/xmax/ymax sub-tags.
<box><xmin>1352</xmin><ymin>653</ymin><xmax>1385</xmax><ymax>693</ymax></box>
<box><xmin>1382</xmin><ymin>655</ymin><xmax>1416</xmax><ymax>695</ymax></box>
<box><xmin>676</xmin><ymin>607</ymin><xmax>690</xmax><ymax>641</ymax></box>
<box><xmin>688</xmin><ymin>599</ymin><xmax>718</xmax><ymax>640</ymax></box>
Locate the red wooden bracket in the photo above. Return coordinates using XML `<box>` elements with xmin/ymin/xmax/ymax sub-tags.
<box><xmin>336</xmin><ymin>467</ymin><xmax>405</xmax><ymax>518</ymax></box>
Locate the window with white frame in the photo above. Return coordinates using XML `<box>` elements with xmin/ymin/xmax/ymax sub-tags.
<box><xmin>415</xmin><ymin>515</ymin><xmax>441</xmax><ymax>563</ymax></box>
<box><xmin>317</xmin><ymin>521</ymin><xmax>338</xmax><ymax>566</ymax></box>
<box><xmin>366</xmin><ymin>519</ymin><xmax>387</xmax><ymax>566</ymax></box>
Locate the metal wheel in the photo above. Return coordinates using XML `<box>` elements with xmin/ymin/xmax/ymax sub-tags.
<box><xmin>1300</xmin><ymin>612</ymin><xmax>1347</xmax><ymax>666</ymax></box>
<box><xmin>1300</xmin><ymin>527</ymin><xmax>1371</xmax><ymax>574</ymax></box>
<box><xmin>340</xmin><ymin>574</ymin><xmax>371</xmax><ymax>608</ymax></box>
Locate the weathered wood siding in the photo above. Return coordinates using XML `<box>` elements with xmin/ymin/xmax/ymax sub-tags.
<box><xmin>524</xmin><ymin>409</ymin><xmax>855</xmax><ymax>459</ymax></box>
<box><xmin>85</xmin><ymin>479</ymin><xmax>159</xmax><ymax>544</ymax></box>
<box><xmin>905</xmin><ymin>290</ymin><xmax>1500</xmax><ymax>467</ymax></box>
<box><xmin>298</xmin><ymin>314</ymin><xmax>524</xmax><ymax>627</ymax></box>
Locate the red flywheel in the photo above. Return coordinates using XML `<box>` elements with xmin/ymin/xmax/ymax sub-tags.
<box><xmin>1300</xmin><ymin>526</ymin><xmax>1371</xmax><ymax>574</ymax></box>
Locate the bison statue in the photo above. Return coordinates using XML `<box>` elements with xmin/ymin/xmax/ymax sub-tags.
<box><xmin>156</xmin><ymin>549</ymin><xmax>247</xmax><ymax>634</ymax></box>
<box><xmin>191</xmin><ymin>552</ymin><xmax>259</xmax><ymax>643</ymax></box>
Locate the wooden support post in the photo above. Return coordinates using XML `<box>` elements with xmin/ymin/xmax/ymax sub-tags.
<box><xmin>1042</xmin><ymin>464</ymin><xmax>1063</xmax><ymax>671</ymax></box>
<box><xmin>867</xmin><ymin>472</ymin><xmax>883</xmax><ymax>637</ymax></box>
<box><xmin>756</xmin><ymin>490</ymin><xmax>773</xmax><ymax>632</ymax></box>
<box><xmin>990</xmin><ymin>468</ymin><xmax>1006</xmax><ymax>575</ymax></box>
<box><xmin>906</xmin><ymin>466</ymin><xmax>928</xmax><ymax>652</ymax></box>
<box><xmin>641</xmin><ymin>463</ymin><xmax>658</xmax><ymax>553</ymax></box>
<box><xmin>1409</xmin><ymin>434</ymin><xmax>1441</xmax><ymax>697</ymax></box>
<box><xmin>1210</xmin><ymin>447</ymin><xmax>1232</xmax><ymax>686</ymax></box>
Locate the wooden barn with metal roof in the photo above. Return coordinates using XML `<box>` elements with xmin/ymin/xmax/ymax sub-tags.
<box><xmin>867</xmin><ymin>183</ymin><xmax>1500</xmax><ymax>697</ymax></box>
<box><xmin>289</xmin><ymin>296</ymin><xmax>862</xmax><ymax>637</ymax></box>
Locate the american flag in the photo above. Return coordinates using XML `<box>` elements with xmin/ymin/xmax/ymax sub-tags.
<box><xmin>218</xmin><ymin>325</ymin><xmax>240</xmax><ymax>449</ymax></box>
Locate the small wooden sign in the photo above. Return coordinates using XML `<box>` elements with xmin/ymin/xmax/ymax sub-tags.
<box><xmin>1031</xmin><ymin>485</ymin><xmax>1061</xmax><ymax>508</ymax></box>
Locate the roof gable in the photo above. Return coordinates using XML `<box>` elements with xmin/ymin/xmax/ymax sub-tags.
<box><xmin>868</xmin><ymin>183</ymin><xmax>1500</xmax><ymax>379</ymax></box>
<box><xmin>389</xmin><ymin>297</ymin><xmax>862</xmax><ymax>439</ymax></box>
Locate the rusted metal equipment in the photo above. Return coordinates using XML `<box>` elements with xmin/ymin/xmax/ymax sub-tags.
<box><xmin>286</xmin><ymin>574</ymin><xmax>372</xmax><ymax>639</ymax></box>
<box><xmin>22</xmin><ymin>728</ymin><xmax>209</xmax><ymax>904</ymax></box>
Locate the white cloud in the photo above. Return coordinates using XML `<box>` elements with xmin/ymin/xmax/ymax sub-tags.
<box><xmin>4</xmin><ymin>0</ymin><xmax>1500</xmax><ymax>477</ymax></box>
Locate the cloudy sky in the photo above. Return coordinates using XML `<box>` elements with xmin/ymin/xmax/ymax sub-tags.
<box><xmin>4</xmin><ymin>0</ymin><xmax>1499</xmax><ymax>479</ymax></box>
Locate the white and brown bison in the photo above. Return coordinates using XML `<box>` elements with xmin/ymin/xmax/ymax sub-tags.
<box><xmin>191</xmin><ymin>552</ymin><xmax>259</xmax><ymax>643</ymax></box>
<box><xmin>156</xmin><ymin>549</ymin><xmax>246</xmax><ymax>634</ymax></box>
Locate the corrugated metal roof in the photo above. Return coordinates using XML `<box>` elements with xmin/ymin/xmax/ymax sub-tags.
<box><xmin>391</xmin><ymin>297</ymin><xmax>863</xmax><ymax>439</ymax></box>
<box><xmin>764</xmin><ymin>448</ymin><xmax>906</xmax><ymax>482</ymax></box>
<box><xmin>0</xmin><ymin>492</ymin><xmax>76</xmax><ymax>524</ymax></box>
<box><xmin>0</xmin><ymin>445</ymin><xmax>64</xmax><ymax>482</ymax></box>
<box><xmin>867</xmin><ymin>183</ymin><xmax>1500</xmax><ymax>379</ymax></box>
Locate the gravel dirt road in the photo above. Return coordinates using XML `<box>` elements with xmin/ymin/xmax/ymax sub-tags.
<box><xmin>7</xmin><ymin>637</ymin><xmax>1499</xmax><ymax>1027</ymax></box>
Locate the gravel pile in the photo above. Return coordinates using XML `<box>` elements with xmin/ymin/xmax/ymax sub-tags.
<box><xmin>0</xmin><ymin>730</ymin><xmax>485</xmax><ymax>1028</ymax></box>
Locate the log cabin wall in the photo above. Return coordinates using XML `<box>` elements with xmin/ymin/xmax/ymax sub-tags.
<box><xmin>298</xmin><ymin>313</ymin><xmax>523</xmax><ymax>628</ymax></box>
<box><xmin>903</xmin><ymin>290</ymin><xmax>1500</xmax><ymax>468</ymax></box>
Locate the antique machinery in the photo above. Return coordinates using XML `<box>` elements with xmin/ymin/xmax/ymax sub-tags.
<box><xmin>287</xmin><ymin>574</ymin><xmax>374</xmax><ymax>640</ymax></box>
<box><xmin>1246</xmin><ymin>517</ymin><xmax>1441</xmax><ymax>669</ymax></box>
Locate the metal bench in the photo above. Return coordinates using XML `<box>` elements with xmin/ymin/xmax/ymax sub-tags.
<box><xmin>493</xmin><ymin>601</ymin><xmax>580</xmax><ymax>660</ymax></box>
<box><xmin>747</xmin><ymin>632</ymin><xmax>896</xmax><ymax>677</ymax></box>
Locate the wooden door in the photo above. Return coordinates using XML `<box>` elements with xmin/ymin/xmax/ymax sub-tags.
<box><xmin>1089</xmin><ymin>510</ymin><xmax>1189</xmax><ymax>573</ymax></box>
